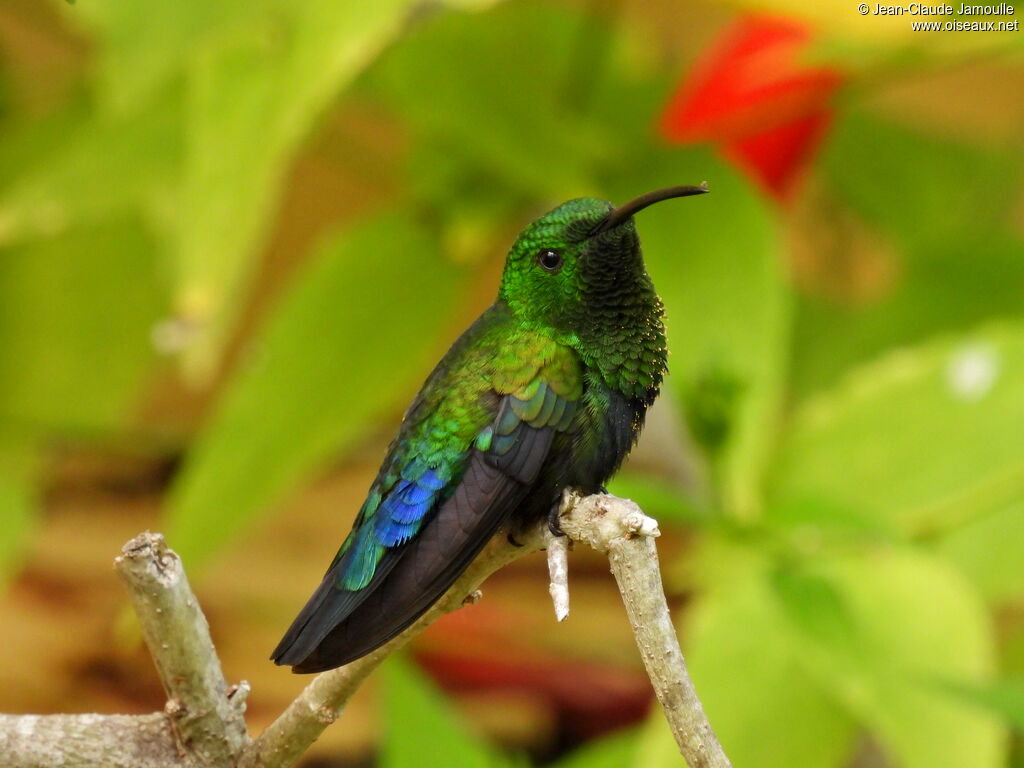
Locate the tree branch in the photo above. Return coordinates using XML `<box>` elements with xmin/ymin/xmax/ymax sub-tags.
<box><xmin>116</xmin><ymin>533</ymin><xmax>250</xmax><ymax>765</ymax></box>
<box><xmin>0</xmin><ymin>713</ymin><xmax>181</xmax><ymax>768</ymax></box>
<box><xmin>546</xmin><ymin>530</ymin><xmax>571</xmax><ymax>622</ymax></box>
<box><xmin>0</xmin><ymin>532</ymin><xmax>250</xmax><ymax>768</ymax></box>
<box><xmin>237</xmin><ymin>523</ymin><xmax>550</xmax><ymax>768</ymax></box>
<box><xmin>0</xmin><ymin>495</ymin><xmax>730</xmax><ymax>768</ymax></box>
<box><xmin>558</xmin><ymin>491</ymin><xmax>732</xmax><ymax>768</ymax></box>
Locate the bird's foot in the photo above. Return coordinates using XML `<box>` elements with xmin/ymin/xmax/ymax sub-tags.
<box><xmin>506</xmin><ymin>530</ymin><xmax>524</xmax><ymax>548</ymax></box>
<box><xmin>547</xmin><ymin>502</ymin><xmax>566</xmax><ymax>537</ymax></box>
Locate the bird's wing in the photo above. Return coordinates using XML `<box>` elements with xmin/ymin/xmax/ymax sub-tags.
<box><xmin>271</xmin><ymin>334</ymin><xmax>581</xmax><ymax>671</ymax></box>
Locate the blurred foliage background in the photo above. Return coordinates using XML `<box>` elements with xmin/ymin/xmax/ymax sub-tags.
<box><xmin>0</xmin><ymin>0</ymin><xmax>1022</xmax><ymax>766</ymax></box>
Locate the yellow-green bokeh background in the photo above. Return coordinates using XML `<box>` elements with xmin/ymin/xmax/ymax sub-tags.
<box><xmin>0</xmin><ymin>1</ymin><xmax>1022</xmax><ymax>766</ymax></box>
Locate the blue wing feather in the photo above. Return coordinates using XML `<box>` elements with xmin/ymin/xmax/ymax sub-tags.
<box><xmin>334</xmin><ymin>384</ymin><xmax>577</xmax><ymax>591</ymax></box>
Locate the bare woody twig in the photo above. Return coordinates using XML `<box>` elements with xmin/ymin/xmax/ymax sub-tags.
<box><xmin>0</xmin><ymin>494</ymin><xmax>731</xmax><ymax>768</ymax></box>
<box><xmin>0</xmin><ymin>533</ymin><xmax>250</xmax><ymax>768</ymax></box>
<box><xmin>559</xmin><ymin>491</ymin><xmax>732</xmax><ymax>768</ymax></box>
<box><xmin>0</xmin><ymin>713</ymin><xmax>180</xmax><ymax>768</ymax></box>
<box><xmin>546</xmin><ymin>530</ymin><xmax>570</xmax><ymax>622</ymax></box>
<box><xmin>237</xmin><ymin>523</ymin><xmax>550</xmax><ymax>768</ymax></box>
<box><xmin>117</xmin><ymin>533</ymin><xmax>250</xmax><ymax>765</ymax></box>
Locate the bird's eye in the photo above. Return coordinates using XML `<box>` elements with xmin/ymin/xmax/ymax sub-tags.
<box><xmin>536</xmin><ymin>249</ymin><xmax>563</xmax><ymax>273</ymax></box>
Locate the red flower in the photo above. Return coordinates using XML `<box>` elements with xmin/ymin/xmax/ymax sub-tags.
<box><xmin>660</xmin><ymin>14</ymin><xmax>844</xmax><ymax>201</ymax></box>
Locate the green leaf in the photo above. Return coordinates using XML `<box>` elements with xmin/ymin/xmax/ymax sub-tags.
<box><xmin>934</xmin><ymin>498</ymin><xmax>1024</xmax><ymax>603</ymax></box>
<box><xmin>607</xmin><ymin>148</ymin><xmax>790</xmax><ymax>519</ymax></box>
<box><xmin>771</xmin><ymin>564</ymin><xmax>862</xmax><ymax>657</ymax></box>
<box><xmin>771</xmin><ymin>322</ymin><xmax>1024</xmax><ymax>535</ymax></box>
<box><xmin>167</xmin><ymin>211</ymin><xmax>466</xmax><ymax>568</ymax></box>
<box><xmin>380</xmin><ymin>654</ymin><xmax>512</xmax><ymax>768</ymax></box>
<box><xmin>43</xmin><ymin>1</ymin><xmax>435</xmax><ymax>380</ymax></box>
<box><xmin>176</xmin><ymin>0</ymin><xmax>421</xmax><ymax>380</ymax></box>
<box><xmin>0</xmin><ymin>95</ymin><xmax>181</xmax><ymax>246</ymax></box>
<box><xmin>791</xmin><ymin>112</ymin><xmax>1024</xmax><ymax>400</ymax></box>
<box><xmin>791</xmin><ymin>232</ymin><xmax>1024</xmax><ymax>401</ymax></box>
<box><xmin>552</xmin><ymin>727</ymin><xmax>639</xmax><ymax>768</ymax></box>
<box><xmin>64</xmin><ymin>0</ymin><xmax>284</xmax><ymax>113</ymax></box>
<box><xmin>766</xmin><ymin>496</ymin><xmax>901</xmax><ymax>547</ymax></box>
<box><xmin>0</xmin><ymin>217</ymin><xmax>166</xmax><ymax>433</ymax></box>
<box><xmin>820</xmin><ymin>111</ymin><xmax>1020</xmax><ymax>251</ymax></box>
<box><xmin>791</xmin><ymin>550</ymin><xmax>1005</xmax><ymax>768</ymax></box>
<box><xmin>367</xmin><ymin>2</ymin><xmax>607</xmax><ymax>201</ymax></box>
<box><xmin>636</xmin><ymin>544</ymin><xmax>855</xmax><ymax>768</ymax></box>
<box><xmin>0</xmin><ymin>438</ymin><xmax>35</xmax><ymax>585</ymax></box>
<box><xmin>939</xmin><ymin>679</ymin><xmax>1024</xmax><ymax>731</ymax></box>
<box><xmin>70</xmin><ymin>0</ymin><xmax>505</xmax><ymax>113</ymax></box>
<box><xmin>659</xmin><ymin>540</ymin><xmax>1004</xmax><ymax>768</ymax></box>
<box><xmin>0</xmin><ymin>101</ymin><xmax>87</xmax><ymax>188</ymax></box>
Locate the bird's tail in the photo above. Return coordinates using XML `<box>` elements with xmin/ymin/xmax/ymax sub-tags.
<box><xmin>271</xmin><ymin>453</ymin><xmax>527</xmax><ymax>673</ymax></box>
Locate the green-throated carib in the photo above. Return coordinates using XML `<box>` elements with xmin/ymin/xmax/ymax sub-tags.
<box><xmin>272</xmin><ymin>184</ymin><xmax>708</xmax><ymax>673</ymax></box>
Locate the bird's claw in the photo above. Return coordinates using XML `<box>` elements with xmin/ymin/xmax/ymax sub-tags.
<box><xmin>547</xmin><ymin>504</ymin><xmax>566</xmax><ymax>537</ymax></box>
<box><xmin>506</xmin><ymin>531</ymin><xmax>524</xmax><ymax>548</ymax></box>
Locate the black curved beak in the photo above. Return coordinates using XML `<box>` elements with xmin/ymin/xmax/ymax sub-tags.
<box><xmin>591</xmin><ymin>182</ymin><xmax>709</xmax><ymax>235</ymax></box>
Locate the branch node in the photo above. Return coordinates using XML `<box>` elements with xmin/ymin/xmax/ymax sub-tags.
<box><xmin>621</xmin><ymin>509</ymin><xmax>660</xmax><ymax>538</ymax></box>
<box><xmin>164</xmin><ymin>699</ymin><xmax>186</xmax><ymax>718</ymax></box>
<box><xmin>227</xmin><ymin>681</ymin><xmax>251</xmax><ymax>707</ymax></box>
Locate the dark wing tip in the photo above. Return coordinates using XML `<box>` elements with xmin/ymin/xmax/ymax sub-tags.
<box><xmin>268</xmin><ymin>573</ymin><xmax>359</xmax><ymax>669</ymax></box>
<box><xmin>290</xmin><ymin>656</ymin><xmax>334</xmax><ymax>674</ymax></box>
<box><xmin>270</xmin><ymin>640</ymin><xmax>304</xmax><ymax>667</ymax></box>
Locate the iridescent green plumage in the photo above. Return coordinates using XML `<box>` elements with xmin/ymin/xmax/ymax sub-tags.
<box><xmin>335</xmin><ymin>316</ymin><xmax>582</xmax><ymax>593</ymax></box>
<box><xmin>273</xmin><ymin>186</ymin><xmax>707</xmax><ymax>672</ymax></box>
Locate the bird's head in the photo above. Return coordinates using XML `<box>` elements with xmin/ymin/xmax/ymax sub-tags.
<box><xmin>498</xmin><ymin>185</ymin><xmax>708</xmax><ymax>339</ymax></box>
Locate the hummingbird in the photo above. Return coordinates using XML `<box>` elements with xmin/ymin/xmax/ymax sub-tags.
<box><xmin>272</xmin><ymin>185</ymin><xmax>708</xmax><ymax>673</ymax></box>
